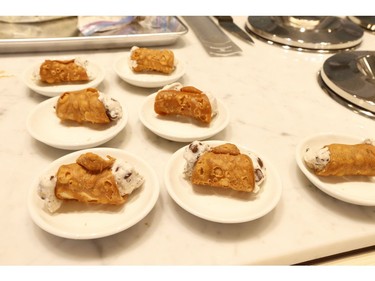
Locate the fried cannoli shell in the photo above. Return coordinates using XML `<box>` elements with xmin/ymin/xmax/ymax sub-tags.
<box><xmin>56</xmin><ymin>88</ymin><xmax>110</xmax><ymax>124</ymax></box>
<box><xmin>211</xmin><ymin>143</ymin><xmax>240</xmax><ymax>155</ymax></box>
<box><xmin>55</xmin><ymin>164</ymin><xmax>127</xmax><ymax>205</ymax></box>
<box><xmin>39</xmin><ymin>59</ymin><xmax>89</xmax><ymax>84</ymax></box>
<box><xmin>192</xmin><ymin>144</ymin><xmax>255</xmax><ymax>192</ymax></box>
<box><xmin>55</xmin><ymin>153</ymin><xmax>126</xmax><ymax>205</ymax></box>
<box><xmin>154</xmin><ymin>86</ymin><xmax>212</xmax><ymax>124</ymax></box>
<box><xmin>131</xmin><ymin>47</ymin><xmax>175</xmax><ymax>74</ymax></box>
<box><xmin>316</xmin><ymin>143</ymin><xmax>375</xmax><ymax>176</ymax></box>
<box><xmin>76</xmin><ymin>152</ymin><xmax>115</xmax><ymax>173</ymax></box>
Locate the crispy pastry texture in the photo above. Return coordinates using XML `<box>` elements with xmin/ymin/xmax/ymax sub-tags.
<box><xmin>154</xmin><ymin>86</ymin><xmax>212</xmax><ymax>124</ymax></box>
<box><xmin>131</xmin><ymin>47</ymin><xmax>175</xmax><ymax>74</ymax></box>
<box><xmin>192</xmin><ymin>143</ymin><xmax>255</xmax><ymax>192</ymax></box>
<box><xmin>56</xmin><ymin>88</ymin><xmax>110</xmax><ymax>124</ymax></box>
<box><xmin>315</xmin><ymin>143</ymin><xmax>375</xmax><ymax>176</ymax></box>
<box><xmin>39</xmin><ymin>59</ymin><xmax>89</xmax><ymax>84</ymax></box>
<box><xmin>76</xmin><ymin>152</ymin><xmax>115</xmax><ymax>173</ymax></box>
<box><xmin>55</xmin><ymin>152</ymin><xmax>127</xmax><ymax>205</ymax></box>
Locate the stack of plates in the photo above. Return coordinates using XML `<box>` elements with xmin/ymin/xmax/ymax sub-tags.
<box><xmin>319</xmin><ymin>51</ymin><xmax>375</xmax><ymax>118</ymax></box>
<box><xmin>246</xmin><ymin>16</ymin><xmax>364</xmax><ymax>52</ymax></box>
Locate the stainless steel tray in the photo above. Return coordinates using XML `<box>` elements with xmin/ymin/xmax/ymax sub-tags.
<box><xmin>318</xmin><ymin>72</ymin><xmax>375</xmax><ymax>120</ymax></box>
<box><xmin>0</xmin><ymin>16</ymin><xmax>188</xmax><ymax>53</ymax></box>
<box><xmin>318</xmin><ymin>51</ymin><xmax>375</xmax><ymax>119</ymax></box>
<box><xmin>246</xmin><ymin>16</ymin><xmax>363</xmax><ymax>52</ymax></box>
<box><xmin>321</xmin><ymin>51</ymin><xmax>375</xmax><ymax>112</ymax></box>
<box><xmin>348</xmin><ymin>16</ymin><xmax>375</xmax><ymax>31</ymax></box>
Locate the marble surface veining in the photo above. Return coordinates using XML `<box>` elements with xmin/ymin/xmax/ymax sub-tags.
<box><xmin>0</xmin><ymin>16</ymin><xmax>375</xmax><ymax>265</ymax></box>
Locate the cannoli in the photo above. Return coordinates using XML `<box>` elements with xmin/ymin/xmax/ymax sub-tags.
<box><xmin>39</xmin><ymin>59</ymin><xmax>90</xmax><ymax>84</ymax></box>
<box><xmin>154</xmin><ymin>83</ymin><xmax>217</xmax><ymax>124</ymax></box>
<box><xmin>130</xmin><ymin>46</ymin><xmax>175</xmax><ymax>74</ymax></box>
<box><xmin>304</xmin><ymin>140</ymin><xmax>375</xmax><ymax>176</ymax></box>
<box><xmin>55</xmin><ymin>88</ymin><xmax>122</xmax><ymax>124</ymax></box>
<box><xmin>183</xmin><ymin>141</ymin><xmax>266</xmax><ymax>193</ymax></box>
<box><xmin>38</xmin><ymin>152</ymin><xmax>144</xmax><ymax>213</ymax></box>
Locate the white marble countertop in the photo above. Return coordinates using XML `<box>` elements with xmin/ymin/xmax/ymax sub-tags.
<box><xmin>1</xmin><ymin>16</ymin><xmax>375</xmax><ymax>265</ymax></box>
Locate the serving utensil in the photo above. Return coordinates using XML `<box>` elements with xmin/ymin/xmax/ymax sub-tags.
<box><xmin>215</xmin><ymin>16</ymin><xmax>254</xmax><ymax>44</ymax></box>
<box><xmin>183</xmin><ymin>16</ymin><xmax>242</xmax><ymax>56</ymax></box>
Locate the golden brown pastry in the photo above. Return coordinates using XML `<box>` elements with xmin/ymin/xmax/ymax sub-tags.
<box><xmin>191</xmin><ymin>143</ymin><xmax>256</xmax><ymax>192</ymax></box>
<box><xmin>38</xmin><ymin>152</ymin><xmax>145</xmax><ymax>213</ymax></box>
<box><xmin>304</xmin><ymin>142</ymin><xmax>375</xmax><ymax>177</ymax></box>
<box><xmin>76</xmin><ymin>152</ymin><xmax>115</xmax><ymax>173</ymax></box>
<box><xmin>39</xmin><ymin>59</ymin><xmax>89</xmax><ymax>84</ymax></box>
<box><xmin>130</xmin><ymin>46</ymin><xmax>175</xmax><ymax>74</ymax></box>
<box><xmin>55</xmin><ymin>152</ymin><xmax>126</xmax><ymax>205</ymax></box>
<box><xmin>56</xmin><ymin>88</ymin><xmax>110</xmax><ymax>124</ymax></box>
<box><xmin>154</xmin><ymin>85</ymin><xmax>213</xmax><ymax>124</ymax></box>
<box><xmin>184</xmin><ymin>141</ymin><xmax>267</xmax><ymax>194</ymax></box>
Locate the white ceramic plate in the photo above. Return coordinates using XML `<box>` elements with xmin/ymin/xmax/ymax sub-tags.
<box><xmin>139</xmin><ymin>93</ymin><xmax>230</xmax><ymax>142</ymax></box>
<box><xmin>296</xmin><ymin>133</ymin><xmax>375</xmax><ymax>206</ymax></box>
<box><xmin>164</xmin><ymin>140</ymin><xmax>282</xmax><ymax>223</ymax></box>
<box><xmin>23</xmin><ymin>59</ymin><xmax>105</xmax><ymax>97</ymax></box>
<box><xmin>27</xmin><ymin>147</ymin><xmax>160</xmax><ymax>239</ymax></box>
<box><xmin>26</xmin><ymin>96</ymin><xmax>128</xmax><ymax>150</ymax></box>
<box><xmin>113</xmin><ymin>54</ymin><xmax>186</xmax><ymax>88</ymax></box>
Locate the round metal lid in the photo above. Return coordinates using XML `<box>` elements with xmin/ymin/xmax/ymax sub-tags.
<box><xmin>321</xmin><ymin>51</ymin><xmax>375</xmax><ymax>114</ymax></box>
<box><xmin>318</xmin><ymin>72</ymin><xmax>375</xmax><ymax>120</ymax></box>
<box><xmin>348</xmin><ymin>16</ymin><xmax>375</xmax><ymax>31</ymax></box>
<box><xmin>246</xmin><ymin>16</ymin><xmax>364</xmax><ymax>51</ymax></box>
